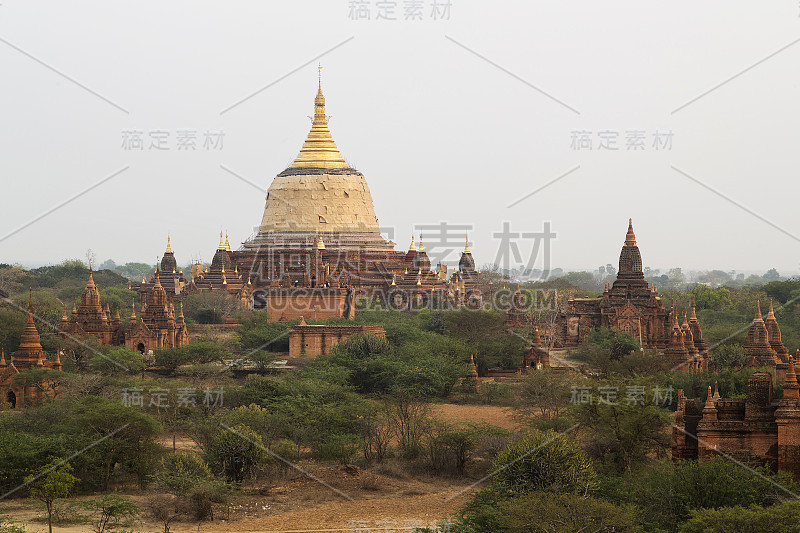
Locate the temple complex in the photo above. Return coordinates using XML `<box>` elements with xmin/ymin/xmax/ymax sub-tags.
<box><xmin>126</xmin><ymin>269</ymin><xmax>189</xmax><ymax>354</ymax></box>
<box><xmin>673</xmin><ymin>359</ymin><xmax>800</xmax><ymax>479</ymax></box>
<box><xmin>554</xmin><ymin>219</ymin><xmax>708</xmax><ymax>369</ymax></box>
<box><xmin>130</xmin><ymin>69</ymin><xmax>481</xmax><ymax>319</ymax></box>
<box><xmin>0</xmin><ymin>298</ymin><xmax>62</xmax><ymax>408</ymax></box>
<box><xmin>61</xmin><ymin>270</ymin><xmax>125</xmax><ymax>345</ymax></box>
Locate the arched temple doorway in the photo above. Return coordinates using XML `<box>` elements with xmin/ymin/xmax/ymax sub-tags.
<box><xmin>137</xmin><ymin>343</ymin><xmax>145</xmax><ymax>354</ymax></box>
<box><xmin>6</xmin><ymin>390</ymin><xmax>16</xmax><ymax>409</ymax></box>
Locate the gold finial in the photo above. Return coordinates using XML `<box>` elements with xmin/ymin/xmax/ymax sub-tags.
<box><xmin>225</xmin><ymin>233</ymin><xmax>231</xmax><ymax>251</ymax></box>
<box><xmin>219</xmin><ymin>231</ymin><xmax>225</xmax><ymax>250</ymax></box>
<box><xmin>166</xmin><ymin>235</ymin><xmax>172</xmax><ymax>254</ymax></box>
<box><xmin>318</xmin><ymin>62</ymin><xmax>323</xmax><ymax>87</ymax></box>
<box><xmin>418</xmin><ymin>234</ymin><xmax>424</xmax><ymax>253</ymax></box>
<box><xmin>409</xmin><ymin>234</ymin><xmax>416</xmax><ymax>252</ymax></box>
<box><xmin>291</xmin><ymin>68</ymin><xmax>348</xmax><ymax>169</ymax></box>
<box><xmin>464</xmin><ymin>234</ymin><xmax>470</xmax><ymax>254</ymax></box>
<box><xmin>318</xmin><ymin>237</ymin><xmax>326</xmax><ymax>250</ymax></box>
<box><xmin>625</xmin><ymin>218</ymin><xmax>636</xmax><ymax>246</ymax></box>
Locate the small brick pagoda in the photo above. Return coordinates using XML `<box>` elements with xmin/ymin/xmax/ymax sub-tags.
<box><xmin>0</xmin><ymin>298</ymin><xmax>62</xmax><ymax>408</ymax></box>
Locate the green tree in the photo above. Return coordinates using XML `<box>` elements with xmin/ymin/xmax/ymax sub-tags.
<box><xmin>87</xmin><ymin>347</ymin><xmax>144</xmax><ymax>376</ymax></box>
<box><xmin>205</xmin><ymin>424</ymin><xmax>267</xmax><ymax>484</ymax></box>
<box><xmin>577</xmin><ymin>382</ymin><xmax>671</xmax><ymax>473</ymax></box>
<box><xmin>81</xmin><ymin>495</ymin><xmax>140</xmax><ymax>533</ymax></box>
<box><xmin>513</xmin><ymin>369</ymin><xmax>574</xmax><ymax>423</ymax></box>
<box><xmin>155</xmin><ymin>452</ymin><xmax>212</xmax><ymax>496</ymax></box>
<box><xmin>491</xmin><ymin>430</ymin><xmax>595</xmax><ymax>495</ymax></box>
<box><xmin>24</xmin><ymin>459</ymin><xmax>79</xmax><ymax>533</ymax></box>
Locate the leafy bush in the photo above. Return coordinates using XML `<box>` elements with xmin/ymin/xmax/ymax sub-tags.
<box><xmin>155</xmin><ymin>452</ymin><xmax>212</xmax><ymax>495</ymax></box>
<box><xmin>680</xmin><ymin>501</ymin><xmax>800</xmax><ymax>533</ymax></box>
<box><xmin>453</xmin><ymin>491</ymin><xmax>641</xmax><ymax>533</ymax></box>
<box><xmin>490</xmin><ymin>430</ymin><xmax>595</xmax><ymax>495</ymax></box>
<box><xmin>603</xmin><ymin>458</ymin><xmax>800</xmax><ymax>532</ymax></box>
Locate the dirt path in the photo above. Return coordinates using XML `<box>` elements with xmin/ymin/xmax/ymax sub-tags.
<box><xmin>199</xmin><ymin>490</ymin><xmax>470</xmax><ymax>532</ymax></box>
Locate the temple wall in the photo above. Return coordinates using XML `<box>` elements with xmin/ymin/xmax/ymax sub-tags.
<box><xmin>253</xmin><ymin>288</ymin><xmax>354</xmax><ymax>322</ymax></box>
<box><xmin>289</xmin><ymin>325</ymin><xmax>385</xmax><ymax>357</ymax></box>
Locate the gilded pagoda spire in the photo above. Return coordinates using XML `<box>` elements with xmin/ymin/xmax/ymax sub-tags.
<box><xmin>218</xmin><ymin>231</ymin><xmax>225</xmax><ymax>251</ymax></box>
<box><xmin>464</xmin><ymin>234</ymin><xmax>470</xmax><ymax>254</ymax></box>
<box><xmin>409</xmin><ymin>235</ymin><xmax>416</xmax><ymax>252</ymax></box>
<box><xmin>291</xmin><ymin>66</ymin><xmax>348</xmax><ymax>169</ymax></box>
<box><xmin>166</xmin><ymin>235</ymin><xmax>173</xmax><ymax>254</ymax></box>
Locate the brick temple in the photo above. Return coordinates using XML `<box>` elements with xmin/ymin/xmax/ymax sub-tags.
<box><xmin>673</xmin><ymin>362</ymin><xmax>800</xmax><ymax>479</ymax></box>
<box><xmin>554</xmin><ymin>219</ymin><xmax>709</xmax><ymax>369</ymax></box>
<box><xmin>0</xmin><ymin>298</ymin><xmax>62</xmax><ymax>408</ymax></box>
<box><xmin>60</xmin><ymin>270</ymin><xmax>125</xmax><ymax>346</ymax></box>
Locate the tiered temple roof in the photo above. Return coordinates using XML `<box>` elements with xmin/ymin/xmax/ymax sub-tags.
<box><xmin>61</xmin><ymin>270</ymin><xmax>123</xmax><ymax>345</ymax></box>
<box><xmin>744</xmin><ymin>301</ymin><xmax>779</xmax><ymax>367</ymax></box>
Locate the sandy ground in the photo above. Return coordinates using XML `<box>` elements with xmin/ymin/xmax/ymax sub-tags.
<box><xmin>2</xmin><ymin>403</ymin><xmax>513</xmax><ymax>532</ymax></box>
<box><xmin>430</xmin><ymin>403</ymin><xmax>519</xmax><ymax>431</ymax></box>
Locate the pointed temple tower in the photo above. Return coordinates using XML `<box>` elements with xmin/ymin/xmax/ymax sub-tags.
<box><xmin>744</xmin><ymin>301</ymin><xmax>779</xmax><ymax>368</ymax></box>
<box><xmin>130</xmin><ymin>236</ymin><xmax>188</xmax><ymax>301</ymax></box>
<box><xmin>62</xmin><ymin>270</ymin><xmax>124</xmax><ymax>345</ymax></box>
<box><xmin>555</xmin><ymin>219</ymin><xmax>707</xmax><ymax>368</ymax></box>
<box><xmin>227</xmin><ymin>68</ymin><xmax>479</xmax><ymax>318</ymax></box>
<box><xmin>0</xmin><ymin>296</ymin><xmax>62</xmax><ymax>408</ymax></box>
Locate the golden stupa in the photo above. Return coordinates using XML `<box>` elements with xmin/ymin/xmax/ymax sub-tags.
<box><xmin>253</xmin><ymin>67</ymin><xmax>386</xmax><ymax>247</ymax></box>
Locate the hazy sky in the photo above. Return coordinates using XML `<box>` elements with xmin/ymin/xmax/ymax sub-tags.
<box><xmin>2</xmin><ymin>1</ymin><xmax>799</xmax><ymax>275</ymax></box>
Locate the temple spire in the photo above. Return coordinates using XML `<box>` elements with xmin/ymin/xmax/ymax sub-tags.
<box><xmin>755</xmin><ymin>300</ymin><xmax>763</xmax><ymax>321</ymax></box>
<box><xmin>464</xmin><ymin>234</ymin><xmax>470</xmax><ymax>254</ymax></box>
<box><xmin>166</xmin><ymin>235</ymin><xmax>172</xmax><ymax>254</ymax></box>
<box><xmin>218</xmin><ymin>231</ymin><xmax>225</xmax><ymax>250</ymax></box>
<box><xmin>409</xmin><ymin>235</ymin><xmax>416</xmax><ymax>252</ymax></box>
<box><xmin>625</xmin><ymin>218</ymin><xmax>636</xmax><ymax>246</ymax></box>
<box><xmin>291</xmin><ymin>67</ymin><xmax>348</xmax><ymax>169</ymax></box>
